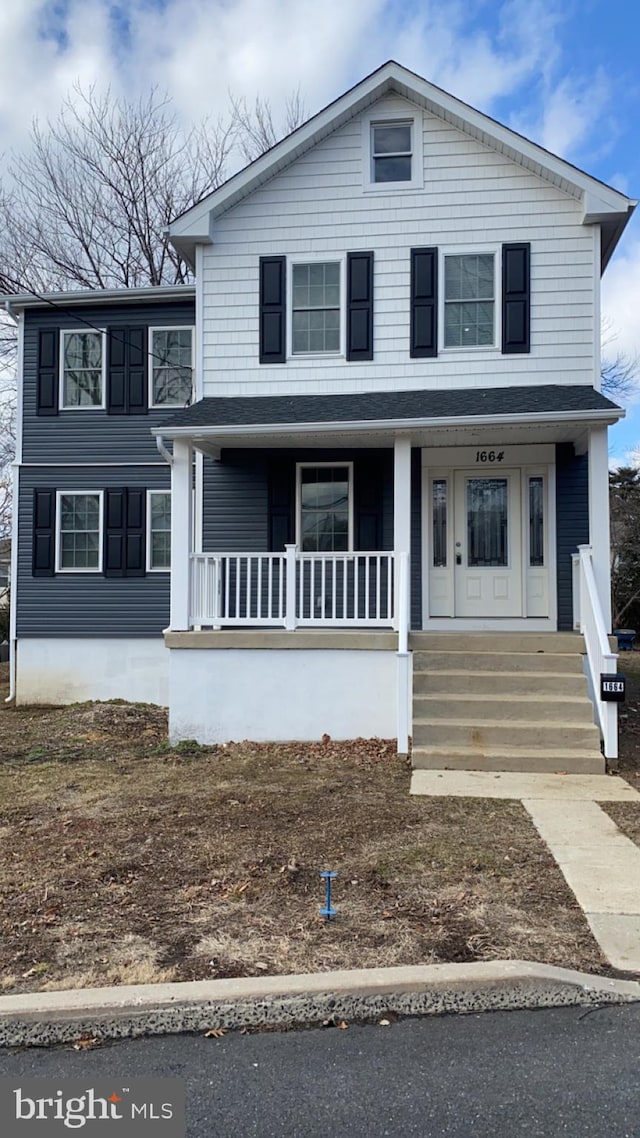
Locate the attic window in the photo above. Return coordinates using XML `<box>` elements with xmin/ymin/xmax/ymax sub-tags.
<box><xmin>371</xmin><ymin>122</ymin><xmax>412</xmax><ymax>182</ymax></box>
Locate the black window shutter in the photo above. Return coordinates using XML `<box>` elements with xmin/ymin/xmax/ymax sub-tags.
<box><xmin>125</xmin><ymin>489</ymin><xmax>146</xmax><ymax>576</ymax></box>
<box><xmin>107</xmin><ymin>329</ymin><xmax>127</xmax><ymax>415</ymax></box>
<box><xmin>104</xmin><ymin>489</ymin><xmax>126</xmax><ymax>576</ymax></box>
<box><xmin>127</xmin><ymin>328</ymin><xmax>148</xmax><ymax>413</ymax></box>
<box><xmin>410</xmin><ymin>248</ymin><xmax>438</xmax><ymax>358</ymax></box>
<box><xmin>347</xmin><ymin>252</ymin><xmax>374</xmax><ymax>361</ymax></box>
<box><xmin>37</xmin><ymin>329</ymin><xmax>59</xmax><ymax>416</ymax></box>
<box><xmin>107</xmin><ymin>327</ymin><xmax>148</xmax><ymax>413</ymax></box>
<box><xmin>268</xmin><ymin>459</ymin><xmax>294</xmax><ymax>550</ymax></box>
<box><xmin>502</xmin><ymin>243</ymin><xmax>530</xmax><ymax>354</ymax></box>
<box><xmin>104</xmin><ymin>488</ymin><xmax>147</xmax><ymax>576</ymax></box>
<box><xmin>259</xmin><ymin>257</ymin><xmax>286</xmax><ymax>363</ymax></box>
<box><xmin>32</xmin><ymin>489</ymin><xmax>56</xmax><ymax>576</ymax></box>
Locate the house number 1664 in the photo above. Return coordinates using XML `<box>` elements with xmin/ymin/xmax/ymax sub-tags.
<box><xmin>475</xmin><ymin>450</ymin><xmax>505</xmax><ymax>463</ymax></box>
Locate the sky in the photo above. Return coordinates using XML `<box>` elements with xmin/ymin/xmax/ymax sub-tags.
<box><xmin>1</xmin><ymin>0</ymin><xmax>639</xmax><ymax>459</ymax></box>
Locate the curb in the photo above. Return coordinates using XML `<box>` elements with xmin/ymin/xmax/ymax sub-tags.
<box><xmin>2</xmin><ymin>961</ymin><xmax>640</xmax><ymax>1048</ymax></box>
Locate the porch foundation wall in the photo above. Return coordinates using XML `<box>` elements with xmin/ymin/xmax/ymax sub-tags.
<box><xmin>16</xmin><ymin>638</ymin><xmax>169</xmax><ymax>706</ymax></box>
<box><xmin>168</xmin><ymin>648</ymin><xmax>398</xmax><ymax>744</ymax></box>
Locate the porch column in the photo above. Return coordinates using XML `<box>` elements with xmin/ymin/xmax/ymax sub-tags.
<box><xmin>394</xmin><ymin>436</ymin><xmax>412</xmax><ymax>756</ymax></box>
<box><xmin>170</xmin><ymin>438</ymin><xmax>193</xmax><ymax>631</ymax></box>
<box><xmin>588</xmin><ymin>426</ymin><xmax>612</xmax><ymax>631</ymax></box>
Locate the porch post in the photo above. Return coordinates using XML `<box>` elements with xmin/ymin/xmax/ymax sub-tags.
<box><xmin>588</xmin><ymin>426</ymin><xmax>612</xmax><ymax>631</ymax></box>
<box><xmin>170</xmin><ymin>438</ymin><xmax>193</xmax><ymax>631</ymax></box>
<box><xmin>394</xmin><ymin>436</ymin><xmax>412</xmax><ymax>756</ymax></box>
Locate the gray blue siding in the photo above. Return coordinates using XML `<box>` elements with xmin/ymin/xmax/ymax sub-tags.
<box><xmin>17</xmin><ymin>466</ymin><xmax>170</xmax><ymax>637</ymax></box>
<box><xmin>556</xmin><ymin>443</ymin><xmax>589</xmax><ymax>631</ymax></box>
<box><xmin>22</xmin><ymin>299</ymin><xmax>195</xmax><ymax>464</ymax></box>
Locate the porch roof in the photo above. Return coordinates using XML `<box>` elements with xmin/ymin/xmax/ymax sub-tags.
<box><xmin>155</xmin><ymin>385</ymin><xmax>622</xmax><ymax>446</ymax></box>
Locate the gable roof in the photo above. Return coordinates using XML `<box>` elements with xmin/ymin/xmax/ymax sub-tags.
<box><xmin>169</xmin><ymin>60</ymin><xmax>635</xmax><ymax>271</ymax></box>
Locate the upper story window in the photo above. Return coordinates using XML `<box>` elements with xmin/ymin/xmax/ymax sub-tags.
<box><xmin>61</xmin><ymin>331</ymin><xmax>105</xmax><ymax>409</ymax></box>
<box><xmin>297</xmin><ymin>464</ymin><xmax>353</xmax><ymax>552</ymax></box>
<box><xmin>371</xmin><ymin>122</ymin><xmax>412</xmax><ymax>182</ymax></box>
<box><xmin>56</xmin><ymin>491</ymin><xmax>103</xmax><ymax>572</ymax></box>
<box><xmin>363</xmin><ymin>111</ymin><xmax>423</xmax><ymax>191</ymax></box>
<box><xmin>292</xmin><ymin>263</ymin><xmax>341</xmax><ymax>355</ymax></box>
<box><xmin>150</xmin><ymin>327</ymin><xmax>194</xmax><ymax>407</ymax></box>
<box><xmin>444</xmin><ymin>254</ymin><xmax>495</xmax><ymax>348</ymax></box>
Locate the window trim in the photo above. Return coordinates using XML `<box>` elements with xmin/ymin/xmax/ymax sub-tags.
<box><xmin>55</xmin><ymin>490</ymin><xmax>104</xmax><ymax>574</ymax></box>
<box><xmin>295</xmin><ymin>461</ymin><xmax>354</xmax><ymax>553</ymax></box>
<box><xmin>59</xmin><ymin>329</ymin><xmax>106</xmax><ymax>411</ymax></box>
<box><xmin>148</xmin><ymin>325</ymin><xmax>195</xmax><ymax>409</ymax></box>
<box><xmin>440</xmin><ymin>248</ymin><xmax>500</xmax><ymax>353</ymax></box>
<box><xmin>146</xmin><ymin>488</ymin><xmax>172</xmax><ymax>573</ymax></box>
<box><xmin>287</xmin><ymin>255</ymin><xmax>346</xmax><ymax>359</ymax></box>
<box><xmin>362</xmin><ymin>109</ymin><xmax>423</xmax><ymax>191</ymax></box>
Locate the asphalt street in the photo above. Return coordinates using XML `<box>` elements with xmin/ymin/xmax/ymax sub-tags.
<box><xmin>2</xmin><ymin>1003</ymin><xmax>640</xmax><ymax>1136</ymax></box>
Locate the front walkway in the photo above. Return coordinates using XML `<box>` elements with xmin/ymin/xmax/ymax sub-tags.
<box><xmin>411</xmin><ymin>771</ymin><xmax>640</xmax><ymax>973</ymax></box>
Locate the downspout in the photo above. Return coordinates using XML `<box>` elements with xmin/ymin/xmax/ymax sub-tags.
<box><xmin>5</xmin><ymin>301</ymin><xmax>19</xmax><ymax>702</ymax></box>
<box><xmin>156</xmin><ymin>435</ymin><xmax>173</xmax><ymax>466</ymax></box>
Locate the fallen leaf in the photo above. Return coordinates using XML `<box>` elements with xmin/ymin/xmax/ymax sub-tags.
<box><xmin>72</xmin><ymin>1037</ymin><xmax>99</xmax><ymax>1051</ymax></box>
<box><xmin>337</xmin><ymin>1021</ymin><xmax>349</xmax><ymax>1030</ymax></box>
<box><xmin>379</xmin><ymin>1019</ymin><xmax>390</xmax><ymax>1027</ymax></box>
<box><xmin>204</xmin><ymin>1028</ymin><xmax>226</xmax><ymax>1039</ymax></box>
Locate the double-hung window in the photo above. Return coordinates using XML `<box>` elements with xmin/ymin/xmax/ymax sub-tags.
<box><xmin>150</xmin><ymin>327</ymin><xmax>194</xmax><ymax>407</ymax></box>
<box><xmin>297</xmin><ymin>464</ymin><xmax>352</xmax><ymax>552</ymax></box>
<box><xmin>147</xmin><ymin>490</ymin><xmax>171</xmax><ymax>570</ymax></box>
<box><xmin>61</xmin><ymin>331</ymin><xmax>105</xmax><ymax>408</ymax></box>
<box><xmin>56</xmin><ymin>492</ymin><xmax>103</xmax><ymax>572</ymax></box>
<box><xmin>444</xmin><ymin>254</ymin><xmax>495</xmax><ymax>348</ymax></box>
<box><xmin>292</xmin><ymin>263</ymin><xmax>341</xmax><ymax>354</ymax></box>
<box><xmin>371</xmin><ymin>121</ymin><xmax>412</xmax><ymax>183</ymax></box>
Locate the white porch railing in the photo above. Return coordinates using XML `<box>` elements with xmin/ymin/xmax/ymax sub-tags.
<box><xmin>572</xmin><ymin>544</ymin><xmax>618</xmax><ymax>760</ymax></box>
<box><xmin>189</xmin><ymin>545</ymin><xmax>397</xmax><ymax>630</ymax></box>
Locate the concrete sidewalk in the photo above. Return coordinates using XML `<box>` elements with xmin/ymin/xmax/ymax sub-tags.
<box><xmin>411</xmin><ymin>770</ymin><xmax>640</xmax><ymax>973</ymax></box>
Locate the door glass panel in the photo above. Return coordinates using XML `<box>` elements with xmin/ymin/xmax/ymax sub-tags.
<box><xmin>466</xmin><ymin>478</ymin><xmax>508</xmax><ymax>567</ymax></box>
<box><xmin>529</xmin><ymin>477</ymin><xmax>544</xmax><ymax>566</ymax></box>
<box><xmin>432</xmin><ymin>480</ymin><xmax>447</xmax><ymax>567</ymax></box>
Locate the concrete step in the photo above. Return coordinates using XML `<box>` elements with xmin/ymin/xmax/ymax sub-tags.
<box><xmin>412</xmin><ymin>693</ymin><xmax>594</xmax><ymax>724</ymax></box>
<box><xmin>412</xmin><ymin>718</ymin><xmax>601</xmax><ymax>750</ymax></box>
<box><xmin>412</xmin><ymin>650</ymin><xmax>584</xmax><ymax>674</ymax></box>
<box><xmin>412</xmin><ymin>670</ymin><xmax>588</xmax><ymax>696</ymax></box>
<box><xmin>409</xmin><ymin>632</ymin><xmax>585</xmax><ymax>654</ymax></box>
<box><xmin>411</xmin><ymin>746</ymin><xmax>605</xmax><ymax>775</ymax></box>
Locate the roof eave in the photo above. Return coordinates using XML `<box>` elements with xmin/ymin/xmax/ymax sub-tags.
<box><xmin>152</xmin><ymin>406</ymin><xmax>624</xmax><ymax>442</ymax></box>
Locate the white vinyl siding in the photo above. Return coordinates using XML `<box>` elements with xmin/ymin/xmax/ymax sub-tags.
<box><xmin>56</xmin><ymin>491</ymin><xmax>103</xmax><ymax>572</ymax></box>
<box><xmin>60</xmin><ymin>331</ymin><xmax>106</xmax><ymax>409</ymax></box>
<box><xmin>200</xmin><ymin>92</ymin><xmax>596</xmax><ymax>396</ymax></box>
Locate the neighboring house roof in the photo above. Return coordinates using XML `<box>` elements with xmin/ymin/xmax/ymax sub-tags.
<box><xmin>168</xmin><ymin>60</ymin><xmax>635</xmax><ymax>271</ymax></box>
<box><xmin>0</xmin><ymin>285</ymin><xmax>195</xmax><ymax>315</ymax></box>
<box><xmin>156</xmin><ymin>385</ymin><xmax>622</xmax><ymax>435</ymax></box>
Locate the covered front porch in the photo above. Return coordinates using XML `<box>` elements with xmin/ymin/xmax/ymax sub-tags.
<box><xmin>153</xmin><ymin>385</ymin><xmax>622</xmax><ymax>759</ymax></box>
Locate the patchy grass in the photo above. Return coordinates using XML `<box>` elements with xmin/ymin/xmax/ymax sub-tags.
<box><xmin>0</xmin><ymin>662</ymin><xmax>607</xmax><ymax>993</ymax></box>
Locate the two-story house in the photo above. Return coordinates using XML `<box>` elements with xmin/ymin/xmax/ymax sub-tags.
<box><xmin>4</xmin><ymin>62</ymin><xmax>635</xmax><ymax>774</ymax></box>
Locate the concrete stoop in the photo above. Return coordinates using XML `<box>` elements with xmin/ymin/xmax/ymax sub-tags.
<box><xmin>409</xmin><ymin>632</ymin><xmax>604</xmax><ymax>775</ymax></box>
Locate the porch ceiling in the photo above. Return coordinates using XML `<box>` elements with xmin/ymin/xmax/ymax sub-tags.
<box><xmin>154</xmin><ymin>384</ymin><xmax>622</xmax><ymax>454</ymax></box>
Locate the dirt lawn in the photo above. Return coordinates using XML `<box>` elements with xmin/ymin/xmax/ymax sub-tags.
<box><xmin>0</xmin><ymin>662</ymin><xmax>609</xmax><ymax>994</ymax></box>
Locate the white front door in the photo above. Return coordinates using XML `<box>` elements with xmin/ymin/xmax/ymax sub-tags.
<box><xmin>453</xmin><ymin>470</ymin><xmax>522</xmax><ymax>617</ymax></box>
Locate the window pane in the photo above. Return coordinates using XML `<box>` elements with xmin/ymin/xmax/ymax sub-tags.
<box><xmin>445</xmin><ymin>255</ymin><xmax>494</xmax><ymax>301</ymax></box>
<box><xmin>151</xmin><ymin>329</ymin><xmax>193</xmax><ymax>405</ymax></box>
<box><xmin>59</xmin><ymin>494</ymin><xmax>100</xmax><ymax>569</ymax></box>
<box><xmin>373</xmin><ymin>155</ymin><xmax>412</xmax><ymax>182</ymax></box>
<box><xmin>299</xmin><ymin>467</ymin><xmax>350</xmax><ymax>552</ymax></box>
<box><xmin>432</xmin><ymin>480</ymin><xmax>447</xmax><ymax>567</ymax></box>
<box><xmin>467</xmin><ymin>479</ymin><xmax>508</xmax><ymax>567</ymax></box>
<box><xmin>444</xmin><ymin>301</ymin><xmax>494</xmax><ymax>347</ymax></box>
<box><xmin>373</xmin><ymin>124</ymin><xmax>411</xmax><ymax>154</ymax></box>
<box><xmin>64</xmin><ymin>332</ymin><xmax>102</xmax><ymax>369</ymax></box>
<box><xmin>529</xmin><ymin>477</ymin><xmax>544</xmax><ymax>567</ymax></box>
<box><xmin>150</xmin><ymin>493</ymin><xmax>171</xmax><ymax>569</ymax></box>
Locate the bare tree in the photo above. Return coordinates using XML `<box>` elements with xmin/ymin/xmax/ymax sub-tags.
<box><xmin>601</xmin><ymin>315</ymin><xmax>638</xmax><ymax>400</ymax></box>
<box><xmin>0</xmin><ymin>381</ymin><xmax>16</xmax><ymax>539</ymax></box>
<box><xmin>230</xmin><ymin>89</ymin><xmax>307</xmax><ymax>164</ymax></box>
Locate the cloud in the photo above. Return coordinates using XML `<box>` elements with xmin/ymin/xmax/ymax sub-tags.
<box><xmin>603</xmin><ymin>235</ymin><xmax>640</xmax><ymax>365</ymax></box>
